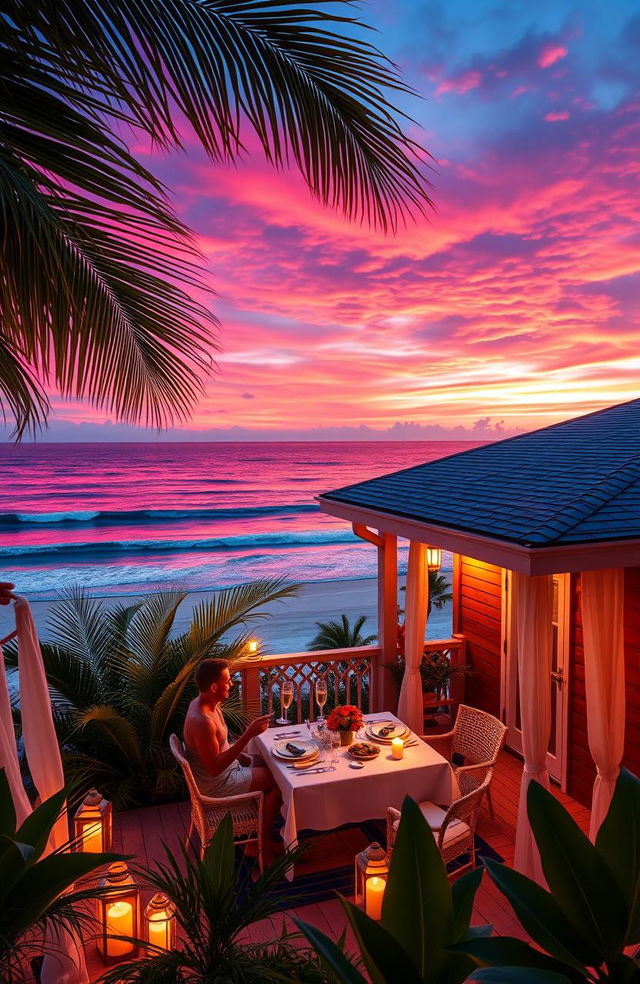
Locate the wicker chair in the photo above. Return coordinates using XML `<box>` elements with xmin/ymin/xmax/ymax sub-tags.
<box><xmin>425</xmin><ymin>704</ymin><xmax>506</xmax><ymax>818</ymax></box>
<box><xmin>385</xmin><ymin>770</ymin><xmax>492</xmax><ymax>875</ymax></box>
<box><xmin>170</xmin><ymin>734</ymin><xmax>264</xmax><ymax>870</ymax></box>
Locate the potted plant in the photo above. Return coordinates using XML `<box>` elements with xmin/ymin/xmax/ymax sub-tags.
<box><xmin>326</xmin><ymin>705</ymin><xmax>364</xmax><ymax>746</ymax></box>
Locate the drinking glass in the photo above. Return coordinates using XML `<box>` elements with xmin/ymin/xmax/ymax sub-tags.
<box><xmin>315</xmin><ymin>679</ymin><xmax>328</xmax><ymax>725</ymax></box>
<box><xmin>277</xmin><ymin>680</ymin><xmax>294</xmax><ymax>725</ymax></box>
<box><xmin>330</xmin><ymin>731</ymin><xmax>341</xmax><ymax>764</ymax></box>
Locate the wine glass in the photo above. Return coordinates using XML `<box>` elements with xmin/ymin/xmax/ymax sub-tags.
<box><xmin>277</xmin><ymin>680</ymin><xmax>294</xmax><ymax>725</ymax></box>
<box><xmin>315</xmin><ymin>679</ymin><xmax>328</xmax><ymax>725</ymax></box>
<box><xmin>329</xmin><ymin>731</ymin><xmax>341</xmax><ymax>764</ymax></box>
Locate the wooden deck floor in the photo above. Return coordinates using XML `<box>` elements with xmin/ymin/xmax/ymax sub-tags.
<box><xmin>87</xmin><ymin>750</ymin><xmax>590</xmax><ymax>978</ymax></box>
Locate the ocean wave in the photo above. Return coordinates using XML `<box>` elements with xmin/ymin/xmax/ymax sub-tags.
<box><xmin>0</xmin><ymin>527</ymin><xmax>359</xmax><ymax>559</ymax></box>
<box><xmin>1</xmin><ymin>503</ymin><xmax>319</xmax><ymax>526</ymax></box>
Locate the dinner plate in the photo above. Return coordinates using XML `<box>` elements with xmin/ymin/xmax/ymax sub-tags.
<box><xmin>366</xmin><ymin>722</ymin><xmax>409</xmax><ymax>742</ymax></box>
<box><xmin>348</xmin><ymin>741</ymin><xmax>380</xmax><ymax>761</ymax></box>
<box><xmin>272</xmin><ymin>739</ymin><xmax>319</xmax><ymax>761</ymax></box>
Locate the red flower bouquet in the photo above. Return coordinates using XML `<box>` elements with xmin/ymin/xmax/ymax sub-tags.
<box><xmin>326</xmin><ymin>704</ymin><xmax>364</xmax><ymax>733</ymax></box>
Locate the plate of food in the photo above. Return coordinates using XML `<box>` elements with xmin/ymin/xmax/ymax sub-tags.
<box><xmin>366</xmin><ymin>721</ymin><xmax>409</xmax><ymax>742</ymax></box>
<box><xmin>272</xmin><ymin>739</ymin><xmax>319</xmax><ymax>761</ymax></box>
<box><xmin>347</xmin><ymin>741</ymin><xmax>380</xmax><ymax>761</ymax></box>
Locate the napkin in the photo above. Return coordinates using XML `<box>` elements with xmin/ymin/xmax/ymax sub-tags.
<box><xmin>286</xmin><ymin>742</ymin><xmax>306</xmax><ymax>756</ymax></box>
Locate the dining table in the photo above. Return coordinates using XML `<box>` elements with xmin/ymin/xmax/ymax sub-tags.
<box><xmin>252</xmin><ymin>711</ymin><xmax>458</xmax><ymax>878</ymax></box>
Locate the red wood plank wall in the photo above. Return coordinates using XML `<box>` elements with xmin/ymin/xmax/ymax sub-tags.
<box><xmin>454</xmin><ymin>556</ymin><xmax>502</xmax><ymax>717</ymax></box>
<box><xmin>568</xmin><ymin>567</ymin><xmax>640</xmax><ymax>806</ymax></box>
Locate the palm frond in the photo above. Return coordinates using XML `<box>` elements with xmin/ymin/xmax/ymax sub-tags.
<box><xmin>45</xmin><ymin>588</ymin><xmax>112</xmax><ymax>669</ymax></box>
<box><xmin>73</xmin><ymin>705</ymin><xmax>144</xmax><ymax>765</ymax></box>
<box><xmin>186</xmin><ymin>579</ymin><xmax>300</xmax><ymax>649</ymax></box>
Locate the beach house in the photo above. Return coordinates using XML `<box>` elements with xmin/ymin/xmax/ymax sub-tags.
<box><xmin>319</xmin><ymin>397</ymin><xmax>640</xmax><ymax>865</ymax></box>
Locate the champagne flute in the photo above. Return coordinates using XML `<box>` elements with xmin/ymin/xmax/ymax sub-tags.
<box><xmin>315</xmin><ymin>679</ymin><xmax>328</xmax><ymax>725</ymax></box>
<box><xmin>277</xmin><ymin>680</ymin><xmax>294</xmax><ymax>725</ymax></box>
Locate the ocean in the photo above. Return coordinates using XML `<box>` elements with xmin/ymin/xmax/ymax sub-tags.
<box><xmin>0</xmin><ymin>441</ymin><xmax>480</xmax><ymax>647</ymax></box>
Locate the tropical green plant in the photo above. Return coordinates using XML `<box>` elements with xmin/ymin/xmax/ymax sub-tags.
<box><xmin>1</xmin><ymin>0</ymin><xmax>431</xmax><ymax>439</ymax></box>
<box><xmin>98</xmin><ymin>813</ymin><xmax>338</xmax><ymax>984</ymax></box>
<box><xmin>458</xmin><ymin>771</ymin><xmax>640</xmax><ymax>984</ymax></box>
<box><xmin>6</xmin><ymin>579</ymin><xmax>299</xmax><ymax>809</ymax></box>
<box><xmin>400</xmin><ymin>571</ymin><xmax>454</xmax><ymax>619</ymax></box>
<box><xmin>0</xmin><ymin>770</ymin><xmax>121</xmax><ymax>984</ymax></box>
<box><xmin>308</xmin><ymin>615</ymin><xmax>377</xmax><ymax>651</ymax></box>
<box><xmin>296</xmin><ymin>795</ymin><xmax>490</xmax><ymax>984</ymax></box>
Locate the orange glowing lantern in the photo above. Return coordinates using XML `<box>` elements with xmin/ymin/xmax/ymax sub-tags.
<box><xmin>97</xmin><ymin>862</ymin><xmax>140</xmax><ymax>963</ymax></box>
<box><xmin>354</xmin><ymin>842</ymin><xmax>389</xmax><ymax>920</ymax></box>
<box><xmin>426</xmin><ymin>546</ymin><xmax>442</xmax><ymax>571</ymax></box>
<box><xmin>246</xmin><ymin>638</ymin><xmax>260</xmax><ymax>657</ymax></box>
<box><xmin>74</xmin><ymin>789</ymin><xmax>113</xmax><ymax>853</ymax></box>
<box><xmin>145</xmin><ymin>892</ymin><xmax>177</xmax><ymax>951</ymax></box>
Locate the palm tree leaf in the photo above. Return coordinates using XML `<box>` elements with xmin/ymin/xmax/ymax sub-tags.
<box><xmin>185</xmin><ymin>579</ymin><xmax>300</xmax><ymax>650</ymax></box>
<box><xmin>73</xmin><ymin>705</ymin><xmax>143</xmax><ymax>765</ymax></box>
<box><xmin>44</xmin><ymin>587</ymin><xmax>112</xmax><ymax>669</ymax></box>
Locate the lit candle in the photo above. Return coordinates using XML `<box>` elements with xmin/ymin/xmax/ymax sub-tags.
<box><xmin>148</xmin><ymin>914</ymin><xmax>169</xmax><ymax>950</ymax></box>
<box><xmin>106</xmin><ymin>900</ymin><xmax>135</xmax><ymax>958</ymax></box>
<box><xmin>365</xmin><ymin>876</ymin><xmax>385</xmax><ymax>919</ymax></box>
<box><xmin>391</xmin><ymin>737</ymin><xmax>404</xmax><ymax>759</ymax></box>
<box><xmin>82</xmin><ymin>821</ymin><xmax>103</xmax><ymax>853</ymax></box>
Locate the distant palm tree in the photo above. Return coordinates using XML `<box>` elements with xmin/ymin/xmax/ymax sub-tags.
<box><xmin>308</xmin><ymin>614</ymin><xmax>377</xmax><ymax>650</ymax></box>
<box><xmin>427</xmin><ymin>571</ymin><xmax>454</xmax><ymax>617</ymax></box>
<box><xmin>1</xmin><ymin>1</ymin><xmax>432</xmax><ymax>438</ymax></box>
<box><xmin>6</xmin><ymin>580</ymin><xmax>299</xmax><ymax>809</ymax></box>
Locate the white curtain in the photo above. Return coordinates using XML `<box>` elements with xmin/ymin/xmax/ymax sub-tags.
<box><xmin>0</xmin><ymin>645</ymin><xmax>31</xmax><ymax>823</ymax></box>
<box><xmin>10</xmin><ymin>598</ymin><xmax>89</xmax><ymax>984</ymax></box>
<box><xmin>581</xmin><ymin>569</ymin><xmax>625</xmax><ymax>840</ymax></box>
<box><xmin>398</xmin><ymin>541</ymin><xmax>429</xmax><ymax>735</ymax></box>
<box><xmin>513</xmin><ymin>572</ymin><xmax>554</xmax><ymax>884</ymax></box>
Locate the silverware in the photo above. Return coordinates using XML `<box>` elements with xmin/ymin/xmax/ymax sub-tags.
<box><xmin>404</xmin><ymin>740</ymin><xmax>419</xmax><ymax>747</ymax></box>
<box><xmin>275</xmin><ymin>731</ymin><xmax>301</xmax><ymax>737</ymax></box>
<box><xmin>290</xmin><ymin>766</ymin><xmax>335</xmax><ymax>775</ymax></box>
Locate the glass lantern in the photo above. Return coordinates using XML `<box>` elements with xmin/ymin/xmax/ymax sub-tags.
<box><xmin>354</xmin><ymin>842</ymin><xmax>389</xmax><ymax>921</ymax></box>
<box><xmin>426</xmin><ymin>546</ymin><xmax>442</xmax><ymax>571</ymax></box>
<box><xmin>97</xmin><ymin>862</ymin><xmax>140</xmax><ymax>963</ymax></box>
<box><xmin>145</xmin><ymin>892</ymin><xmax>177</xmax><ymax>951</ymax></box>
<box><xmin>74</xmin><ymin>789</ymin><xmax>113</xmax><ymax>853</ymax></box>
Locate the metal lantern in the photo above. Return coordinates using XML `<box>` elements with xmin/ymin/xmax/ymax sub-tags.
<box><xmin>97</xmin><ymin>862</ymin><xmax>140</xmax><ymax>963</ymax></box>
<box><xmin>426</xmin><ymin>546</ymin><xmax>442</xmax><ymax>571</ymax></box>
<box><xmin>73</xmin><ymin>789</ymin><xmax>113</xmax><ymax>853</ymax></box>
<box><xmin>145</xmin><ymin>892</ymin><xmax>177</xmax><ymax>951</ymax></box>
<box><xmin>354</xmin><ymin>842</ymin><xmax>389</xmax><ymax>920</ymax></box>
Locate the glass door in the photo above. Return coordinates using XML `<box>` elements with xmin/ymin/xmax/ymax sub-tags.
<box><xmin>501</xmin><ymin>572</ymin><xmax>569</xmax><ymax>787</ymax></box>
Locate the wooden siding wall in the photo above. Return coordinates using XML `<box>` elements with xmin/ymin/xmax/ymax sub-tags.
<box><xmin>568</xmin><ymin>567</ymin><xmax>640</xmax><ymax>806</ymax></box>
<box><xmin>454</xmin><ymin>556</ymin><xmax>502</xmax><ymax>716</ymax></box>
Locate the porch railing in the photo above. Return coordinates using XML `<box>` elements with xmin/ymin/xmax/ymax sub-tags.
<box><xmin>234</xmin><ymin>635</ymin><xmax>466</xmax><ymax>724</ymax></box>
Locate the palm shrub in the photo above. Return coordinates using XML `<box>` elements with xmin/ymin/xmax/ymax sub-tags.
<box><xmin>98</xmin><ymin>813</ymin><xmax>337</xmax><ymax>984</ymax></box>
<box><xmin>308</xmin><ymin>615</ymin><xmax>377</xmax><ymax>651</ymax></box>
<box><xmin>7</xmin><ymin>579</ymin><xmax>298</xmax><ymax>809</ymax></box>
<box><xmin>297</xmin><ymin>795</ymin><xmax>490</xmax><ymax>984</ymax></box>
<box><xmin>0</xmin><ymin>770</ymin><xmax>121</xmax><ymax>984</ymax></box>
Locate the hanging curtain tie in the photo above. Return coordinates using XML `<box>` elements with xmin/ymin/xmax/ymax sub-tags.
<box><xmin>595</xmin><ymin>767</ymin><xmax>619</xmax><ymax>783</ymax></box>
<box><xmin>523</xmin><ymin>763</ymin><xmax>546</xmax><ymax>779</ymax></box>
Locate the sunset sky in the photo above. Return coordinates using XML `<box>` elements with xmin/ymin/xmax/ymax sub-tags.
<box><xmin>43</xmin><ymin>0</ymin><xmax>640</xmax><ymax>441</ymax></box>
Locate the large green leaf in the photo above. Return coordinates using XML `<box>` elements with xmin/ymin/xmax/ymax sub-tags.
<box><xmin>202</xmin><ymin>813</ymin><xmax>235</xmax><ymax>896</ymax></box>
<box><xmin>382</xmin><ymin>796</ymin><xmax>453</xmax><ymax>982</ymax></box>
<box><xmin>527</xmin><ymin>780</ymin><xmax>627</xmax><ymax>958</ymax></box>
<box><xmin>451</xmin><ymin>867</ymin><xmax>484</xmax><ymax>941</ymax></box>
<box><xmin>482</xmin><ymin>859</ymin><xmax>596</xmax><ymax>970</ymax></box>
<box><xmin>453</xmin><ymin>936</ymin><xmax>585</xmax><ymax>982</ymax></box>
<box><xmin>0</xmin><ymin>770</ymin><xmax>16</xmax><ymax>836</ymax></box>
<box><xmin>342</xmin><ymin>897</ymin><xmax>423</xmax><ymax>984</ymax></box>
<box><xmin>294</xmin><ymin>917</ymin><xmax>369</xmax><ymax>984</ymax></box>
<box><xmin>14</xmin><ymin>787</ymin><xmax>67</xmax><ymax>858</ymax></box>
<box><xmin>469</xmin><ymin>969</ymin><xmax>572</xmax><ymax>984</ymax></box>
<box><xmin>0</xmin><ymin>835</ymin><xmax>32</xmax><ymax>908</ymax></box>
<box><xmin>596</xmin><ymin>768</ymin><xmax>640</xmax><ymax>943</ymax></box>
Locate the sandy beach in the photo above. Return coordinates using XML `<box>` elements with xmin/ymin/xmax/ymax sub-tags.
<box><xmin>13</xmin><ymin>574</ymin><xmax>453</xmax><ymax>654</ymax></box>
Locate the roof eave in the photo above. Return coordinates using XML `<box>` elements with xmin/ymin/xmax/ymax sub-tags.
<box><xmin>317</xmin><ymin>496</ymin><xmax>640</xmax><ymax>575</ymax></box>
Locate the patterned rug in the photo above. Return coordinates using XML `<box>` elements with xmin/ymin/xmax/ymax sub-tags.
<box><xmin>236</xmin><ymin>819</ymin><xmax>503</xmax><ymax>914</ymax></box>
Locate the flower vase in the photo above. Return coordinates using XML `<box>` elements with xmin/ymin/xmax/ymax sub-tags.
<box><xmin>339</xmin><ymin>730</ymin><xmax>354</xmax><ymax>747</ymax></box>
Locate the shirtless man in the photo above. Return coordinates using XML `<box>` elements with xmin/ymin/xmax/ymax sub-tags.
<box><xmin>184</xmin><ymin>657</ymin><xmax>283</xmax><ymax>858</ymax></box>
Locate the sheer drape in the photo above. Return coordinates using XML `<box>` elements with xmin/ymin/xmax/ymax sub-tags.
<box><xmin>581</xmin><ymin>568</ymin><xmax>625</xmax><ymax>839</ymax></box>
<box><xmin>513</xmin><ymin>572</ymin><xmax>553</xmax><ymax>884</ymax></box>
<box><xmin>398</xmin><ymin>541</ymin><xmax>429</xmax><ymax>735</ymax></box>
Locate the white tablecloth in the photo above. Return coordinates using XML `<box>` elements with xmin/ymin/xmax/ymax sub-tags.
<box><xmin>253</xmin><ymin>712</ymin><xmax>456</xmax><ymax>869</ymax></box>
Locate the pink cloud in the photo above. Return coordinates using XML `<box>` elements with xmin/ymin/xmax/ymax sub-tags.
<box><xmin>539</xmin><ymin>44</ymin><xmax>568</xmax><ymax>68</ymax></box>
<box><xmin>545</xmin><ymin>111</ymin><xmax>570</xmax><ymax>121</ymax></box>
<box><xmin>436</xmin><ymin>71</ymin><xmax>482</xmax><ymax>96</ymax></box>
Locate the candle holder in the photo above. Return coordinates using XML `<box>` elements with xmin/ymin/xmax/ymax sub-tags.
<box><xmin>97</xmin><ymin>862</ymin><xmax>140</xmax><ymax>963</ymax></box>
<box><xmin>145</xmin><ymin>892</ymin><xmax>177</xmax><ymax>951</ymax></box>
<box><xmin>74</xmin><ymin>789</ymin><xmax>113</xmax><ymax>853</ymax></box>
<box><xmin>354</xmin><ymin>842</ymin><xmax>389</xmax><ymax>920</ymax></box>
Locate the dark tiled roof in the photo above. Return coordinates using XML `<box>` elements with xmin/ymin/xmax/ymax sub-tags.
<box><xmin>321</xmin><ymin>399</ymin><xmax>640</xmax><ymax>547</ymax></box>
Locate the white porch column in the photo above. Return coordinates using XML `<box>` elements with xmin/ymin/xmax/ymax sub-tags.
<box><xmin>581</xmin><ymin>568</ymin><xmax>625</xmax><ymax>840</ymax></box>
<box><xmin>513</xmin><ymin>572</ymin><xmax>553</xmax><ymax>884</ymax></box>
<box><xmin>398</xmin><ymin>541</ymin><xmax>428</xmax><ymax>735</ymax></box>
